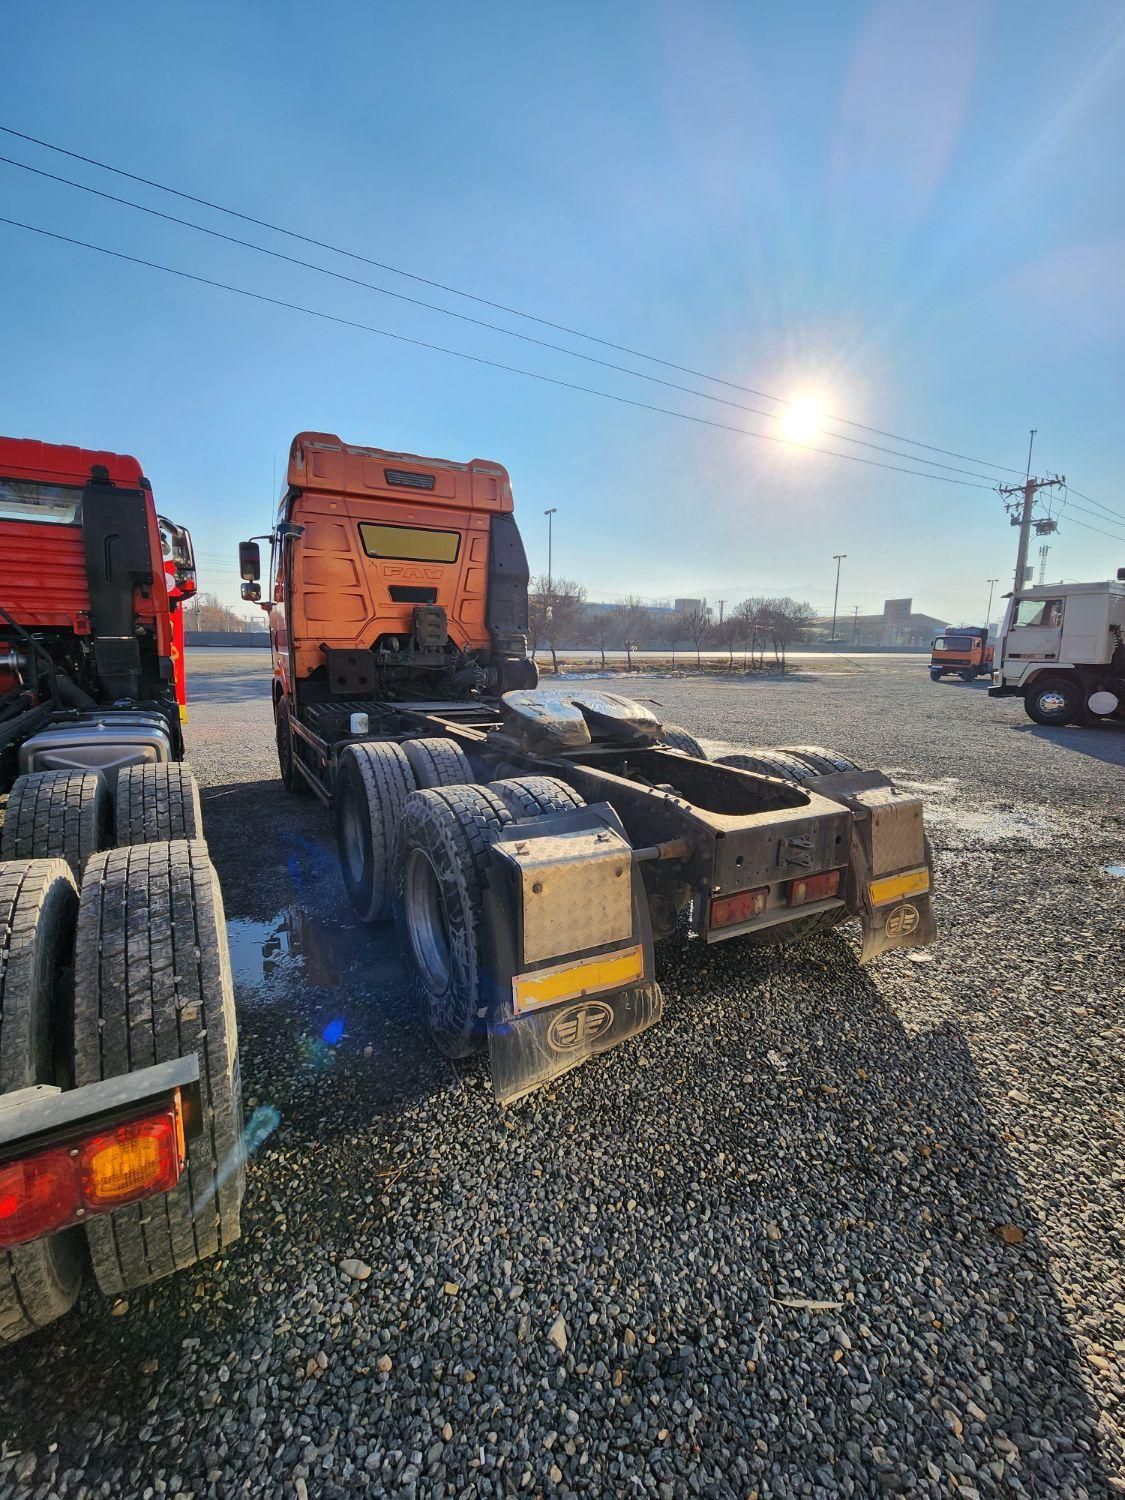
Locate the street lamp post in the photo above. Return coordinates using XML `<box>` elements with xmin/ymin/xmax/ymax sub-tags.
<box><xmin>544</xmin><ymin>508</ymin><xmax>557</xmax><ymax>593</ymax></box>
<box><xmin>985</xmin><ymin>577</ymin><xmax>999</xmax><ymax>633</ymax></box>
<box><xmin>830</xmin><ymin>554</ymin><xmax>846</xmax><ymax>647</ymax></box>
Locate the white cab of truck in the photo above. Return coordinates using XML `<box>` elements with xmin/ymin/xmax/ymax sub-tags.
<box><xmin>989</xmin><ymin>570</ymin><xmax>1125</xmax><ymax>726</ymax></box>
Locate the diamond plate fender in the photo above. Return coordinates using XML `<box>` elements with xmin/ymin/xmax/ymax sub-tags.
<box><xmin>811</xmin><ymin>769</ymin><xmax>937</xmax><ymax>961</ymax></box>
<box><xmin>482</xmin><ymin>803</ymin><xmax>659</xmax><ymax>1102</ymax></box>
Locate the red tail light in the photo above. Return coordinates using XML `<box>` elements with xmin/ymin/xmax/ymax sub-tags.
<box><xmin>710</xmin><ymin>887</ymin><xmax>769</xmax><ymax>929</ymax></box>
<box><xmin>0</xmin><ymin>1149</ymin><xmax>78</xmax><ymax>1250</ymax></box>
<box><xmin>0</xmin><ymin>1103</ymin><xmax>186</xmax><ymax>1250</ymax></box>
<box><xmin>788</xmin><ymin>869</ymin><xmax>843</xmax><ymax>907</ymax></box>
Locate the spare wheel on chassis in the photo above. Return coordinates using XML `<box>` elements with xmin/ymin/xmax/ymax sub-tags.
<box><xmin>0</xmin><ymin>860</ymin><xmax>85</xmax><ymax>1345</ymax></box>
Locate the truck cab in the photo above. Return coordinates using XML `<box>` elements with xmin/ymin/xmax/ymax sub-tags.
<box><xmin>989</xmin><ymin>574</ymin><xmax>1125</xmax><ymax>726</ymax></box>
<box><xmin>929</xmin><ymin>627</ymin><xmax>994</xmax><ymax>683</ymax></box>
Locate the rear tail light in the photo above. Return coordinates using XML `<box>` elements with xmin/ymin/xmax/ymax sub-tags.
<box><xmin>0</xmin><ymin>1102</ymin><xmax>186</xmax><ymax>1250</ymax></box>
<box><xmin>0</xmin><ymin>1149</ymin><xmax>78</xmax><ymax>1250</ymax></box>
<box><xmin>710</xmin><ymin>887</ymin><xmax>769</xmax><ymax>929</ymax></box>
<box><xmin>788</xmin><ymin>869</ymin><xmax>843</xmax><ymax>907</ymax></box>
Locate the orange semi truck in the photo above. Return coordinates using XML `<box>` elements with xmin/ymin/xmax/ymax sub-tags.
<box><xmin>241</xmin><ymin>431</ymin><xmax>938</xmax><ymax>1105</ymax></box>
<box><xmin>0</xmin><ymin>436</ymin><xmax>243</xmax><ymax>1347</ymax></box>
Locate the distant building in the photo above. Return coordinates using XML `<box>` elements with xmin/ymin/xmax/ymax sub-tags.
<box><xmin>673</xmin><ymin>597</ymin><xmax>705</xmax><ymax>616</ymax></box>
<box><xmin>811</xmin><ymin>605</ymin><xmax>946</xmax><ymax>647</ymax></box>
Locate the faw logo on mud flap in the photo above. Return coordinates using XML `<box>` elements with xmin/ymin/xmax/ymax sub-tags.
<box><xmin>546</xmin><ymin>1001</ymin><xmax>614</xmax><ymax>1053</ymax></box>
<box><xmin>885</xmin><ymin>903</ymin><xmax>920</xmax><ymax>938</ymax></box>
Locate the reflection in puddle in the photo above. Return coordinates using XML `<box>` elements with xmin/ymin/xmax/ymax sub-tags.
<box><xmin>227</xmin><ymin>905</ymin><xmax>403</xmax><ymax>993</ymax></box>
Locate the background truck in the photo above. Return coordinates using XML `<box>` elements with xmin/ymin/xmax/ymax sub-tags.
<box><xmin>929</xmin><ymin>627</ymin><xmax>995</xmax><ymax>682</ymax></box>
<box><xmin>242</xmin><ymin>431</ymin><xmax>938</xmax><ymax>1105</ymax></box>
<box><xmin>0</xmin><ymin>436</ymin><xmax>243</xmax><ymax>1346</ymax></box>
<box><xmin>989</xmin><ymin>571</ymin><xmax>1125</xmax><ymax>726</ymax></box>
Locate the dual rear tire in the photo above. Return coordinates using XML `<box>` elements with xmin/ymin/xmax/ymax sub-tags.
<box><xmin>1</xmin><ymin>763</ymin><xmax>204</xmax><ymax>874</ymax></box>
<box><xmin>0</xmin><ymin>841</ymin><xmax>242</xmax><ymax>1344</ymax></box>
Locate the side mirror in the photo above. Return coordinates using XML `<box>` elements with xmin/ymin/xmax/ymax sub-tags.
<box><xmin>239</xmin><ymin>540</ymin><xmax>261</xmax><ymax>582</ymax></box>
<box><xmin>241</xmin><ymin>581</ymin><xmax>262</xmax><ymax>603</ymax></box>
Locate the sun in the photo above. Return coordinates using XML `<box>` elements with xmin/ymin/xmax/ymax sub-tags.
<box><xmin>781</xmin><ymin>397</ymin><xmax>823</xmax><ymax>445</ymax></box>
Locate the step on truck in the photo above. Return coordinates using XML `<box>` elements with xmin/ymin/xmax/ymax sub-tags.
<box><xmin>929</xmin><ymin>626</ymin><xmax>995</xmax><ymax>682</ymax></box>
<box><xmin>243</xmin><ymin>431</ymin><xmax>938</xmax><ymax>1104</ymax></box>
<box><xmin>0</xmin><ymin>436</ymin><xmax>244</xmax><ymax>1346</ymax></box>
<box><xmin>989</xmin><ymin>572</ymin><xmax>1125</xmax><ymax>726</ymax></box>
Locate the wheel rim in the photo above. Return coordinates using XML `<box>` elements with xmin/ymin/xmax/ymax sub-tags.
<box><xmin>341</xmin><ymin>783</ymin><xmax>367</xmax><ymax>885</ymax></box>
<box><xmin>404</xmin><ymin>847</ymin><xmax>451</xmax><ymax>995</ymax></box>
<box><xmin>1037</xmin><ymin>688</ymin><xmax>1068</xmax><ymax>717</ymax></box>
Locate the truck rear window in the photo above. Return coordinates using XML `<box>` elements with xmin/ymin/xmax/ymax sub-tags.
<box><xmin>0</xmin><ymin>479</ymin><xmax>82</xmax><ymax>525</ymax></box>
<box><xmin>358</xmin><ymin>522</ymin><xmax>460</xmax><ymax>563</ymax></box>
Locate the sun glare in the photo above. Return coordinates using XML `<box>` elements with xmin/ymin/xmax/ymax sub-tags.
<box><xmin>781</xmin><ymin>397</ymin><xmax>823</xmax><ymax>445</ymax></box>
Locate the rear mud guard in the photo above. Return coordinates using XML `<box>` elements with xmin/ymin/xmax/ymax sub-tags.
<box><xmin>814</xmin><ymin>771</ymin><xmax>938</xmax><ymax>962</ymax></box>
<box><xmin>482</xmin><ymin>804</ymin><xmax>661</xmax><ymax>1104</ymax></box>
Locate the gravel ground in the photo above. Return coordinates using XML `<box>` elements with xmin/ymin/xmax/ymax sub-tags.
<box><xmin>1</xmin><ymin>650</ymin><xmax>1122</xmax><ymax>1499</ymax></box>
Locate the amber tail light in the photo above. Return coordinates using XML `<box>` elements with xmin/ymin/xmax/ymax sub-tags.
<box><xmin>788</xmin><ymin>869</ymin><xmax>843</xmax><ymax>907</ymax></box>
<box><xmin>0</xmin><ymin>1103</ymin><xmax>185</xmax><ymax>1250</ymax></box>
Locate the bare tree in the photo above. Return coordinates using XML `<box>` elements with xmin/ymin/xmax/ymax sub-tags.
<box><xmin>733</xmin><ymin>596</ymin><xmax>767</xmax><ymax>670</ymax></box>
<box><xmin>182</xmin><ymin>591</ymin><xmax>256</xmax><ymax>633</ymax></box>
<box><xmin>584</xmin><ymin>606</ymin><xmax>615</xmax><ymax>669</ymax></box>
<box><xmin>759</xmin><ymin>596</ymin><xmax>815</xmax><ymax>670</ymax></box>
<box><xmin>658</xmin><ymin>612</ymin><xmax>683</xmax><ymax>668</ymax></box>
<box><xmin>680</xmin><ymin>606</ymin><xmax>712</xmax><ymax>669</ymax></box>
<box><xmin>713</xmin><ymin>612</ymin><xmax>743</xmax><ymax>669</ymax></box>
<box><xmin>616</xmin><ymin>595</ymin><xmax>652</xmax><ymax>671</ymax></box>
<box><xmin>530</xmin><ymin>574</ymin><xmax>586</xmax><ymax>674</ymax></box>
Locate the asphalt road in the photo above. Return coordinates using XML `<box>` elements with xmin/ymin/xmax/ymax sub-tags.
<box><xmin>1</xmin><ymin>651</ymin><xmax>1122</xmax><ymax>1498</ymax></box>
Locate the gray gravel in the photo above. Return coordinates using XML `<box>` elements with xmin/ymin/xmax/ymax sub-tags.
<box><xmin>1</xmin><ymin>650</ymin><xmax>1122</xmax><ymax>1499</ymax></box>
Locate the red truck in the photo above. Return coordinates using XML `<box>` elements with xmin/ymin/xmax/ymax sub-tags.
<box><xmin>0</xmin><ymin>436</ymin><xmax>243</xmax><ymax>1346</ymax></box>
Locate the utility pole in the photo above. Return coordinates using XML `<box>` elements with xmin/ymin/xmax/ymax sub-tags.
<box><xmin>830</xmin><ymin>554</ymin><xmax>846</xmax><ymax>645</ymax></box>
<box><xmin>544</xmin><ymin>508</ymin><xmax>557</xmax><ymax>593</ymax></box>
<box><xmin>851</xmin><ymin>605</ymin><xmax>859</xmax><ymax>645</ymax></box>
<box><xmin>998</xmin><ymin>429</ymin><xmax>1063</xmax><ymax>594</ymax></box>
<box><xmin>716</xmin><ymin>600</ymin><xmax>725</xmax><ymax>624</ymax></box>
<box><xmin>985</xmin><ymin>578</ymin><xmax>998</xmax><ymax>630</ymax></box>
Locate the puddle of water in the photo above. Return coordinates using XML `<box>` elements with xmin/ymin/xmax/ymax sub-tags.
<box><xmin>1106</xmin><ymin>864</ymin><xmax>1125</xmax><ymax>878</ymax></box>
<box><xmin>227</xmin><ymin>905</ymin><xmax>403</xmax><ymax>993</ymax></box>
<box><xmin>922</xmin><ymin>804</ymin><xmax>1057</xmax><ymax>846</ymax></box>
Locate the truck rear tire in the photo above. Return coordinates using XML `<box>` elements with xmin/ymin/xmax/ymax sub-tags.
<box><xmin>959</xmin><ymin>670</ymin><xmax>976</xmax><ymax>682</ymax></box>
<box><xmin>73</xmin><ymin>841</ymin><xmax>244</xmax><ymax>1294</ymax></box>
<box><xmin>774</xmin><ymin>746</ymin><xmax>860</xmax><ymax>776</ymax></box>
<box><xmin>488</xmin><ymin>776</ymin><xmax>586</xmax><ymax>819</ymax></box>
<box><xmin>0</xmin><ymin>859</ymin><xmax>85</xmax><ymax>1346</ymax></box>
<box><xmin>1025</xmin><ymin>677</ymin><xmax>1081</xmax><ymax>727</ymax></box>
<box><xmin>397</xmin><ymin>785</ymin><xmax>513</xmax><ymax>1057</ymax></box>
<box><xmin>335</xmin><ymin>742</ymin><xmax>418</xmax><ymax>922</ymax></box>
<box><xmin>662</xmin><ymin>725</ymin><xmax>707</xmax><ymax>758</ymax></box>
<box><xmin>115</xmin><ymin>763</ymin><xmax>202</xmax><ymax>844</ymax></box>
<box><xmin>403</xmin><ymin>737</ymin><xmax>474</xmax><ymax>789</ymax></box>
<box><xmin>715</xmin><ymin>749</ymin><xmax>818</xmax><ymax>783</ymax></box>
<box><xmin>276</xmin><ymin>701</ymin><xmax>308</xmax><ymax>794</ymax></box>
<box><xmin>0</xmin><ymin>770</ymin><xmax>111</xmax><ymax>876</ymax></box>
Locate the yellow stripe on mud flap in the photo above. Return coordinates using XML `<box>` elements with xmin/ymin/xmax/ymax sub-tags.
<box><xmin>869</xmin><ymin>867</ymin><xmax>931</xmax><ymax>906</ymax></box>
<box><xmin>513</xmin><ymin>945</ymin><xmax>645</xmax><ymax>1014</ymax></box>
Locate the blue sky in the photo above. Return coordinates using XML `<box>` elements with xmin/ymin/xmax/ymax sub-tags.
<box><xmin>4</xmin><ymin>1</ymin><xmax>1124</xmax><ymax>624</ymax></box>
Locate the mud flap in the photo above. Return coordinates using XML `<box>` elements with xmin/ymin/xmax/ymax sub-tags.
<box><xmin>813</xmin><ymin>770</ymin><xmax>938</xmax><ymax>962</ymax></box>
<box><xmin>489</xmin><ymin>983</ymin><xmax>664</xmax><ymax>1105</ymax></box>
<box><xmin>483</xmin><ymin>804</ymin><xmax>660</xmax><ymax>1103</ymax></box>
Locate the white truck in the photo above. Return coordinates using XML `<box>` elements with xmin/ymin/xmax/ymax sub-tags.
<box><xmin>989</xmin><ymin>570</ymin><xmax>1125</xmax><ymax>726</ymax></box>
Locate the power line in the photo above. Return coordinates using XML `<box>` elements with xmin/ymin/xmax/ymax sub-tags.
<box><xmin>1059</xmin><ymin>496</ymin><xmax>1125</xmax><ymax>532</ymax></box>
<box><xmin>0</xmin><ymin>214</ymin><xmax>1000</xmax><ymax>494</ymax></box>
<box><xmin>0</xmin><ymin>121</ymin><xmax>1027</xmax><ymax>478</ymax></box>
<box><xmin>0</xmin><ymin>153</ymin><xmax>1012</xmax><ymax>486</ymax></box>
<box><xmin>1061</xmin><ymin>513</ymin><xmax>1125</xmax><ymax>544</ymax></box>
<box><xmin>1066</xmin><ymin>486</ymin><xmax>1125</xmax><ymax>524</ymax></box>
